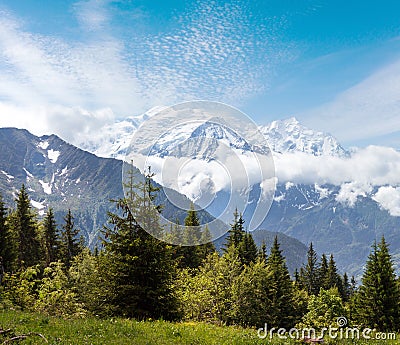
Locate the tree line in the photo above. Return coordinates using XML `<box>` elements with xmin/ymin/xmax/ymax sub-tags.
<box><xmin>0</xmin><ymin>170</ymin><xmax>399</xmax><ymax>332</ymax></box>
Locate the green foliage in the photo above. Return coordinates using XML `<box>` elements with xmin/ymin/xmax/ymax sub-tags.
<box><xmin>0</xmin><ymin>310</ymin><xmax>288</xmax><ymax>345</ymax></box>
<box><xmin>177</xmin><ymin>248</ymin><xmax>242</xmax><ymax>324</ymax></box>
<box><xmin>298</xmin><ymin>287</ymin><xmax>348</xmax><ymax>330</ymax></box>
<box><xmin>103</xmin><ymin>167</ymin><xmax>179</xmax><ymax>320</ymax></box>
<box><xmin>35</xmin><ymin>261</ymin><xmax>86</xmax><ymax>317</ymax></box>
<box><xmin>69</xmin><ymin>249</ymin><xmax>111</xmax><ymax>317</ymax></box>
<box><xmin>179</xmin><ymin>204</ymin><xmax>202</xmax><ymax>268</ymax></box>
<box><xmin>318</xmin><ymin>254</ymin><xmax>328</xmax><ymax>288</ymax></box>
<box><xmin>2</xmin><ymin>266</ymin><xmax>40</xmax><ymax>310</ymax></box>
<box><xmin>59</xmin><ymin>209</ymin><xmax>84</xmax><ymax>269</ymax></box>
<box><xmin>353</xmin><ymin>237</ymin><xmax>400</xmax><ymax>331</ymax></box>
<box><xmin>299</xmin><ymin>242</ymin><xmax>320</xmax><ymax>295</ymax></box>
<box><xmin>231</xmin><ymin>259</ymin><xmax>273</xmax><ymax>327</ymax></box>
<box><xmin>10</xmin><ymin>185</ymin><xmax>40</xmax><ymax>268</ymax></box>
<box><xmin>291</xmin><ymin>287</ymin><xmax>309</xmax><ymax>325</ymax></box>
<box><xmin>0</xmin><ymin>193</ymin><xmax>15</xmax><ymax>273</ymax></box>
<box><xmin>238</xmin><ymin>233</ymin><xmax>258</xmax><ymax>266</ymax></box>
<box><xmin>1</xmin><ymin>172</ymin><xmax>400</xmax><ymax>333</ymax></box>
<box><xmin>223</xmin><ymin>209</ymin><xmax>245</xmax><ymax>251</ymax></box>
<box><xmin>40</xmin><ymin>208</ymin><xmax>60</xmax><ymax>267</ymax></box>
<box><xmin>266</xmin><ymin>236</ymin><xmax>295</xmax><ymax>328</ymax></box>
<box><xmin>197</xmin><ymin>225</ymin><xmax>216</xmax><ymax>262</ymax></box>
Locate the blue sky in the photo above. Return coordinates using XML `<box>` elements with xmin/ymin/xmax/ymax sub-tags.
<box><xmin>0</xmin><ymin>0</ymin><xmax>400</xmax><ymax>148</ymax></box>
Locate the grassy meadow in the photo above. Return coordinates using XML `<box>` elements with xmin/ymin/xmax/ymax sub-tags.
<box><xmin>0</xmin><ymin>310</ymin><xmax>398</xmax><ymax>345</ymax></box>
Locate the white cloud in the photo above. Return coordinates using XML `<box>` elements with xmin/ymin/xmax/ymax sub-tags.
<box><xmin>273</xmin><ymin>146</ymin><xmax>400</xmax><ymax>186</ymax></box>
<box><xmin>272</xmin><ymin>146</ymin><xmax>400</xmax><ymax>211</ymax></box>
<box><xmin>74</xmin><ymin>0</ymin><xmax>110</xmax><ymax>31</ymax></box>
<box><xmin>372</xmin><ymin>186</ymin><xmax>400</xmax><ymax>216</ymax></box>
<box><xmin>303</xmin><ymin>57</ymin><xmax>400</xmax><ymax>144</ymax></box>
<box><xmin>0</xmin><ymin>2</ymin><xmax>291</xmax><ymax>143</ymax></box>
<box><xmin>336</xmin><ymin>182</ymin><xmax>372</xmax><ymax>207</ymax></box>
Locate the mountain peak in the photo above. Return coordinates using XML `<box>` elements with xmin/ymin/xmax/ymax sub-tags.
<box><xmin>260</xmin><ymin>117</ymin><xmax>348</xmax><ymax>157</ymax></box>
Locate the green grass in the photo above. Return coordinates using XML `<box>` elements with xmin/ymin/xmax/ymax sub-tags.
<box><xmin>0</xmin><ymin>310</ymin><xmax>398</xmax><ymax>344</ymax></box>
<box><xmin>0</xmin><ymin>310</ymin><xmax>268</xmax><ymax>345</ymax></box>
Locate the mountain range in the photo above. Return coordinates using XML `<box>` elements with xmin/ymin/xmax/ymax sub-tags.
<box><xmin>0</xmin><ymin>126</ymin><xmax>307</xmax><ymax>273</ymax></box>
<box><xmin>1</xmin><ymin>113</ymin><xmax>399</xmax><ymax>278</ymax></box>
<box><xmin>73</xmin><ymin>113</ymin><xmax>400</xmax><ymax>278</ymax></box>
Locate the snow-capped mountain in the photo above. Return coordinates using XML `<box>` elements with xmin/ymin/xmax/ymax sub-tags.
<box><xmin>1</xmin><ymin>121</ymin><xmax>400</xmax><ymax>277</ymax></box>
<box><xmin>74</xmin><ymin>112</ymin><xmax>345</xmax><ymax>160</ymax></box>
<box><xmin>71</xmin><ymin>113</ymin><xmax>400</xmax><ymax>278</ymax></box>
<box><xmin>260</xmin><ymin>117</ymin><xmax>348</xmax><ymax>157</ymax></box>
<box><xmin>76</xmin><ymin>106</ymin><xmax>166</xmax><ymax>159</ymax></box>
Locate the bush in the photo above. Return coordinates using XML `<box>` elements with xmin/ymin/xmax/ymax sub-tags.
<box><xmin>35</xmin><ymin>261</ymin><xmax>86</xmax><ymax>317</ymax></box>
<box><xmin>2</xmin><ymin>266</ymin><xmax>40</xmax><ymax>310</ymax></box>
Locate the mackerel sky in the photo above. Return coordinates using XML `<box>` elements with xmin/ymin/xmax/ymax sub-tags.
<box><xmin>0</xmin><ymin>0</ymin><xmax>400</xmax><ymax>148</ymax></box>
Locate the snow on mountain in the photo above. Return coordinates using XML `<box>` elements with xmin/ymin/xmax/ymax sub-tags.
<box><xmin>47</xmin><ymin>149</ymin><xmax>60</xmax><ymax>163</ymax></box>
<box><xmin>72</xmin><ymin>113</ymin><xmax>400</xmax><ymax>219</ymax></box>
<box><xmin>76</xmin><ymin>106</ymin><xmax>167</xmax><ymax>159</ymax></box>
<box><xmin>75</xmin><ymin>114</ymin><xmax>344</xmax><ymax>160</ymax></box>
<box><xmin>148</xmin><ymin>121</ymin><xmax>255</xmax><ymax>158</ymax></box>
<box><xmin>259</xmin><ymin>117</ymin><xmax>348</xmax><ymax>157</ymax></box>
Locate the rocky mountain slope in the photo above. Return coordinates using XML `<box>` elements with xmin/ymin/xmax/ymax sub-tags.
<box><xmin>0</xmin><ymin>127</ymin><xmax>308</xmax><ymax>272</ymax></box>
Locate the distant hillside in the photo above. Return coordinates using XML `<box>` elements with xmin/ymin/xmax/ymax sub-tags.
<box><xmin>214</xmin><ymin>228</ymin><xmax>307</xmax><ymax>274</ymax></box>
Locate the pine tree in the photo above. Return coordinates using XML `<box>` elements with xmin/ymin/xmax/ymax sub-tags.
<box><xmin>294</xmin><ymin>268</ymin><xmax>300</xmax><ymax>286</ymax></box>
<box><xmin>59</xmin><ymin>209</ymin><xmax>83</xmax><ymax>269</ymax></box>
<box><xmin>342</xmin><ymin>272</ymin><xmax>351</xmax><ymax>302</ymax></box>
<box><xmin>350</xmin><ymin>275</ymin><xmax>357</xmax><ymax>295</ymax></box>
<box><xmin>223</xmin><ymin>209</ymin><xmax>245</xmax><ymax>251</ymax></box>
<box><xmin>197</xmin><ymin>225</ymin><xmax>216</xmax><ymax>262</ymax></box>
<box><xmin>326</xmin><ymin>254</ymin><xmax>343</xmax><ymax>295</ymax></box>
<box><xmin>354</xmin><ymin>237</ymin><xmax>400</xmax><ymax>331</ymax></box>
<box><xmin>10</xmin><ymin>185</ymin><xmax>40</xmax><ymax>268</ymax></box>
<box><xmin>41</xmin><ymin>208</ymin><xmax>59</xmax><ymax>266</ymax></box>
<box><xmin>238</xmin><ymin>232</ymin><xmax>258</xmax><ymax>266</ymax></box>
<box><xmin>300</xmin><ymin>242</ymin><xmax>320</xmax><ymax>295</ymax></box>
<box><xmin>103</xmin><ymin>166</ymin><xmax>179</xmax><ymax>320</ymax></box>
<box><xmin>266</xmin><ymin>236</ymin><xmax>295</xmax><ymax>328</ymax></box>
<box><xmin>231</xmin><ymin>258</ymin><xmax>273</xmax><ymax>326</ymax></box>
<box><xmin>258</xmin><ymin>241</ymin><xmax>267</xmax><ymax>263</ymax></box>
<box><xmin>0</xmin><ymin>193</ymin><xmax>15</xmax><ymax>272</ymax></box>
<box><xmin>319</xmin><ymin>254</ymin><xmax>328</xmax><ymax>289</ymax></box>
<box><xmin>180</xmin><ymin>204</ymin><xmax>202</xmax><ymax>268</ymax></box>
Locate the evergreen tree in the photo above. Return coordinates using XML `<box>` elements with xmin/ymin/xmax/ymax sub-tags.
<box><xmin>223</xmin><ymin>209</ymin><xmax>245</xmax><ymax>251</ymax></box>
<box><xmin>197</xmin><ymin>225</ymin><xmax>216</xmax><ymax>263</ymax></box>
<box><xmin>300</xmin><ymin>242</ymin><xmax>320</xmax><ymax>295</ymax></box>
<box><xmin>350</xmin><ymin>275</ymin><xmax>357</xmax><ymax>295</ymax></box>
<box><xmin>266</xmin><ymin>236</ymin><xmax>295</xmax><ymax>328</ymax></box>
<box><xmin>342</xmin><ymin>272</ymin><xmax>351</xmax><ymax>302</ymax></box>
<box><xmin>10</xmin><ymin>185</ymin><xmax>40</xmax><ymax>268</ymax></box>
<box><xmin>326</xmin><ymin>254</ymin><xmax>343</xmax><ymax>295</ymax></box>
<box><xmin>238</xmin><ymin>232</ymin><xmax>258</xmax><ymax>266</ymax></box>
<box><xmin>103</xmin><ymin>167</ymin><xmax>179</xmax><ymax>320</ymax></box>
<box><xmin>180</xmin><ymin>204</ymin><xmax>202</xmax><ymax>268</ymax></box>
<box><xmin>0</xmin><ymin>193</ymin><xmax>15</xmax><ymax>272</ymax></box>
<box><xmin>294</xmin><ymin>268</ymin><xmax>300</xmax><ymax>286</ymax></box>
<box><xmin>59</xmin><ymin>209</ymin><xmax>83</xmax><ymax>269</ymax></box>
<box><xmin>231</xmin><ymin>259</ymin><xmax>273</xmax><ymax>326</ymax></box>
<box><xmin>41</xmin><ymin>208</ymin><xmax>59</xmax><ymax>266</ymax></box>
<box><xmin>319</xmin><ymin>254</ymin><xmax>328</xmax><ymax>289</ymax></box>
<box><xmin>258</xmin><ymin>241</ymin><xmax>267</xmax><ymax>263</ymax></box>
<box><xmin>354</xmin><ymin>237</ymin><xmax>400</xmax><ymax>331</ymax></box>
